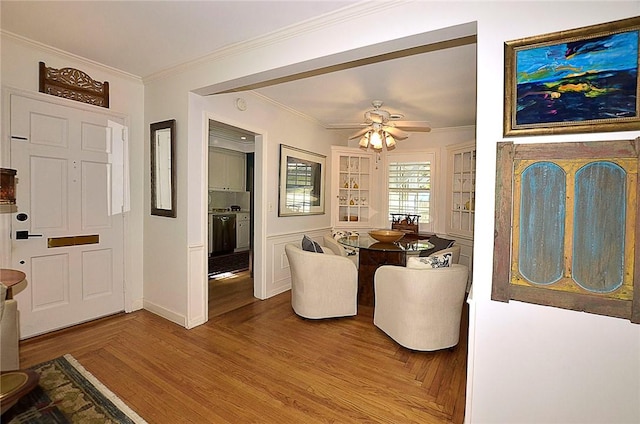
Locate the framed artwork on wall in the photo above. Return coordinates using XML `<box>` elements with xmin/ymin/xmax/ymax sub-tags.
<box><xmin>278</xmin><ymin>145</ymin><xmax>325</xmax><ymax>217</ymax></box>
<box><xmin>504</xmin><ymin>16</ymin><xmax>640</xmax><ymax>136</ymax></box>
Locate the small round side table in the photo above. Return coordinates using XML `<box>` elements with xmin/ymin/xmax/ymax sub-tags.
<box><xmin>0</xmin><ymin>269</ymin><xmax>26</xmax><ymax>299</ymax></box>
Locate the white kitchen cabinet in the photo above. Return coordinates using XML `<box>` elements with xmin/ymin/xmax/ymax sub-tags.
<box><xmin>235</xmin><ymin>212</ymin><xmax>250</xmax><ymax>251</ymax></box>
<box><xmin>209</xmin><ymin>147</ymin><xmax>246</xmax><ymax>191</ymax></box>
<box><xmin>330</xmin><ymin>146</ymin><xmax>375</xmax><ymax>229</ymax></box>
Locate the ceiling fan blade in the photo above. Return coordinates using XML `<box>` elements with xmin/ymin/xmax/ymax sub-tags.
<box><xmin>393</xmin><ymin>121</ymin><xmax>432</xmax><ymax>132</ymax></box>
<box><xmin>348</xmin><ymin>127</ymin><xmax>371</xmax><ymax>139</ymax></box>
<box><xmin>383</xmin><ymin>126</ymin><xmax>409</xmax><ymax>140</ymax></box>
<box><xmin>325</xmin><ymin>123</ymin><xmax>367</xmax><ymax>130</ymax></box>
<box><xmin>368</xmin><ymin>112</ymin><xmax>385</xmax><ymax>124</ymax></box>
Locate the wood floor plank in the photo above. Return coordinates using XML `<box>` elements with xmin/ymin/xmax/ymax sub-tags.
<box><xmin>19</xmin><ymin>282</ymin><xmax>468</xmax><ymax>423</ymax></box>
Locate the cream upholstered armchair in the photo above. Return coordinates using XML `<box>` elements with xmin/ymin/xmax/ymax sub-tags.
<box><xmin>285</xmin><ymin>243</ymin><xmax>358</xmax><ymax>319</ymax></box>
<box><xmin>1</xmin><ymin>283</ymin><xmax>20</xmax><ymax>371</ymax></box>
<box><xmin>373</xmin><ymin>264</ymin><xmax>469</xmax><ymax>351</ymax></box>
<box><xmin>322</xmin><ymin>235</ymin><xmax>358</xmax><ymax>267</ymax></box>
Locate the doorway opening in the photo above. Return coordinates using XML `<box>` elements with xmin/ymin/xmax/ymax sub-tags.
<box><xmin>207</xmin><ymin>119</ymin><xmax>257</xmax><ymax>318</ymax></box>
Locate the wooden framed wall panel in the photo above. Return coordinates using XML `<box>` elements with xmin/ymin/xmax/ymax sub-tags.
<box><xmin>492</xmin><ymin>139</ymin><xmax>640</xmax><ymax>323</ymax></box>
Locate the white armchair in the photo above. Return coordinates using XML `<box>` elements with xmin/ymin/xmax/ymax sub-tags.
<box><xmin>374</xmin><ymin>264</ymin><xmax>469</xmax><ymax>351</ymax></box>
<box><xmin>285</xmin><ymin>243</ymin><xmax>358</xmax><ymax>319</ymax></box>
<box><xmin>1</xmin><ymin>283</ymin><xmax>20</xmax><ymax>371</ymax></box>
<box><xmin>322</xmin><ymin>235</ymin><xmax>358</xmax><ymax>267</ymax></box>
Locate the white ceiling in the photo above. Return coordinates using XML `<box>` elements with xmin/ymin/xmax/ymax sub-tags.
<box><xmin>1</xmin><ymin>1</ymin><xmax>477</xmax><ymax>132</ymax></box>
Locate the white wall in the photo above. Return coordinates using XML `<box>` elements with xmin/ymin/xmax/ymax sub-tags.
<box><xmin>0</xmin><ymin>33</ymin><xmax>146</xmax><ymax>312</ymax></box>
<box><xmin>143</xmin><ymin>83</ymin><xmax>348</xmax><ymax>325</ymax></box>
<box><xmin>141</xmin><ymin>2</ymin><xmax>640</xmax><ymax>423</ymax></box>
<box><xmin>467</xmin><ymin>3</ymin><xmax>640</xmax><ymax>423</ymax></box>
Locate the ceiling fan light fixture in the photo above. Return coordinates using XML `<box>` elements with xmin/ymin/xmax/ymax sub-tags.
<box><xmin>370</xmin><ymin>130</ymin><xmax>383</xmax><ymax>150</ymax></box>
<box><xmin>358</xmin><ymin>132</ymin><xmax>370</xmax><ymax>148</ymax></box>
<box><xmin>385</xmin><ymin>133</ymin><xmax>396</xmax><ymax>148</ymax></box>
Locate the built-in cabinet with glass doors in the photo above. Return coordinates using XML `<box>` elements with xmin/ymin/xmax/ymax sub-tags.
<box><xmin>331</xmin><ymin>147</ymin><xmax>374</xmax><ymax>228</ymax></box>
<box><xmin>447</xmin><ymin>143</ymin><xmax>476</xmax><ymax>238</ymax></box>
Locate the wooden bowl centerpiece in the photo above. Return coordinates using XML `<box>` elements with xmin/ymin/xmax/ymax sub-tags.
<box><xmin>368</xmin><ymin>229</ymin><xmax>405</xmax><ymax>243</ymax></box>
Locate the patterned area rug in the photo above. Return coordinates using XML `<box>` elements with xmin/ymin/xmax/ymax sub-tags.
<box><xmin>209</xmin><ymin>250</ymin><xmax>250</xmax><ymax>277</ymax></box>
<box><xmin>3</xmin><ymin>354</ymin><xmax>146</xmax><ymax>423</ymax></box>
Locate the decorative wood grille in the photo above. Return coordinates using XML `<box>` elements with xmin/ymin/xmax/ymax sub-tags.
<box><xmin>492</xmin><ymin>139</ymin><xmax>640</xmax><ymax>323</ymax></box>
<box><xmin>39</xmin><ymin>61</ymin><xmax>109</xmax><ymax>108</ymax></box>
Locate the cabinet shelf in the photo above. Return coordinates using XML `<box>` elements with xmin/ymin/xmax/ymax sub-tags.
<box><xmin>332</xmin><ymin>147</ymin><xmax>374</xmax><ymax>227</ymax></box>
<box><xmin>447</xmin><ymin>143</ymin><xmax>476</xmax><ymax>238</ymax></box>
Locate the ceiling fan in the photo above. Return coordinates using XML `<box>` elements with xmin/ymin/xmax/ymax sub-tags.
<box><xmin>328</xmin><ymin>100</ymin><xmax>431</xmax><ymax>150</ymax></box>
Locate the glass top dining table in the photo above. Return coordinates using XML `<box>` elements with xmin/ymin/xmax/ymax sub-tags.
<box><xmin>338</xmin><ymin>235</ymin><xmax>434</xmax><ymax>252</ymax></box>
<box><xmin>338</xmin><ymin>235</ymin><xmax>434</xmax><ymax>307</ymax></box>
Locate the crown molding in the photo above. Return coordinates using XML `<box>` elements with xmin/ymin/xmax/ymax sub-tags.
<box><xmin>249</xmin><ymin>91</ymin><xmax>327</xmax><ymax>128</ymax></box>
<box><xmin>1</xmin><ymin>30</ymin><xmax>143</xmax><ymax>83</ymax></box>
<box><xmin>143</xmin><ymin>0</ymin><xmax>407</xmax><ymax>84</ymax></box>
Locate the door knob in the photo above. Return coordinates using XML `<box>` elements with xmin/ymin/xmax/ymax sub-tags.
<box><xmin>16</xmin><ymin>230</ymin><xmax>43</xmax><ymax>240</ymax></box>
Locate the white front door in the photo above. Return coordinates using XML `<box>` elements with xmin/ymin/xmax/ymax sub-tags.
<box><xmin>10</xmin><ymin>94</ymin><xmax>126</xmax><ymax>338</ymax></box>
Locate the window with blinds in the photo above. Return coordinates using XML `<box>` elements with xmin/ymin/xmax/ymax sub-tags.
<box><xmin>388</xmin><ymin>161</ymin><xmax>431</xmax><ymax>222</ymax></box>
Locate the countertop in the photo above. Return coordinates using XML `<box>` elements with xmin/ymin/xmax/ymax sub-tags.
<box><xmin>209</xmin><ymin>210</ymin><xmax>250</xmax><ymax>215</ymax></box>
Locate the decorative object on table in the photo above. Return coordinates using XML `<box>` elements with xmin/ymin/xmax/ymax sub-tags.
<box><xmin>2</xmin><ymin>354</ymin><xmax>146</xmax><ymax>423</ymax></box>
<box><xmin>374</xmin><ymin>264</ymin><xmax>469</xmax><ymax>351</ymax></box>
<box><xmin>504</xmin><ymin>16</ymin><xmax>640</xmax><ymax>137</ymax></box>
<box><xmin>39</xmin><ymin>61</ymin><xmax>109</xmax><ymax>108</ymax></box>
<box><xmin>368</xmin><ymin>229</ymin><xmax>405</xmax><ymax>243</ymax></box>
<box><xmin>150</xmin><ymin>119</ymin><xmax>176</xmax><ymax>217</ymax></box>
<box><xmin>278</xmin><ymin>145</ymin><xmax>325</xmax><ymax>217</ymax></box>
<box><xmin>284</xmin><ymin>244</ymin><xmax>357</xmax><ymax>319</ymax></box>
<box><xmin>391</xmin><ymin>213</ymin><xmax>420</xmax><ymax>234</ymax></box>
<box><xmin>493</xmin><ymin>140</ymin><xmax>640</xmax><ymax>323</ymax></box>
<box><xmin>326</xmin><ymin>100</ymin><xmax>431</xmax><ymax>151</ymax></box>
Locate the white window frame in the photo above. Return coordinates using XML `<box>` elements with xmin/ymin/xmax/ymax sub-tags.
<box><xmin>385</xmin><ymin>151</ymin><xmax>436</xmax><ymax>233</ymax></box>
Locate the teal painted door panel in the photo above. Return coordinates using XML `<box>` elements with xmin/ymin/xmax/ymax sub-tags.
<box><xmin>573</xmin><ymin>161</ymin><xmax>626</xmax><ymax>293</ymax></box>
<box><xmin>519</xmin><ymin>162</ymin><xmax>566</xmax><ymax>284</ymax></box>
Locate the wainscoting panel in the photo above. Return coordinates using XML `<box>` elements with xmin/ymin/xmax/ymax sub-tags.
<box><xmin>265</xmin><ymin>229</ymin><xmax>330</xmax><ymax>299</ymax></box>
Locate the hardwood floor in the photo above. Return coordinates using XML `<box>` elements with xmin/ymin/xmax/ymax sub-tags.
<box><xmin>19</xmin><ymin>290</ymin><xmax>468</xmax><ymax>423</ymax></box>
<box><xmin>209</xmin><ymin>270</ymin><xmax>258</xmax><ymax>318</ymax></box>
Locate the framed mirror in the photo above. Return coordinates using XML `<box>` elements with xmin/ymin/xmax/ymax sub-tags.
<box><xmin>278</xmin><ymin>144</ymin><xmax>325</xmax><ymax>216</ymax></box>
<box><xmin>150</xmin><ymin>119</ymin><xmax>176</xmax><ymax>217</ymax></box>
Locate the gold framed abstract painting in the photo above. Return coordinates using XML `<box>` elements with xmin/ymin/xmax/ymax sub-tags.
<box><xmin>504</xmin><ymin>16</ymin><xmax>640</xmax><ymax>136</ymax></box>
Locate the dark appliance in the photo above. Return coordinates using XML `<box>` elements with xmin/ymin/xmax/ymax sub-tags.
<box><xmin>211</xmin><ymin>214</ymin><xmax>236</xmax><ymax>255</ymax></box>
<box><xmin>230</xmin><ymin>205</ymin><xmax>241</xmax><ymax>211</ymax></box>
